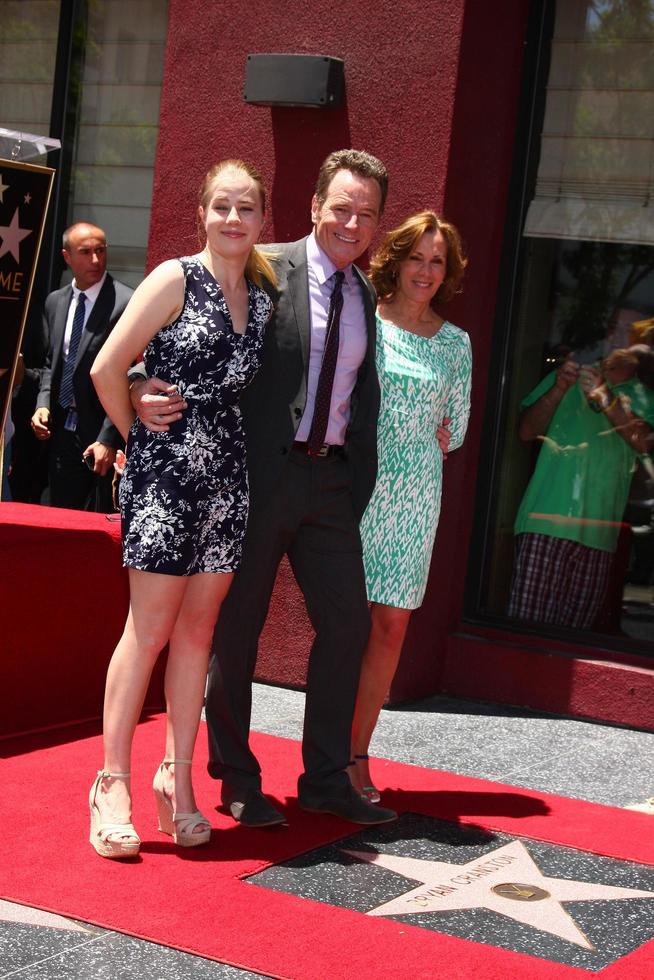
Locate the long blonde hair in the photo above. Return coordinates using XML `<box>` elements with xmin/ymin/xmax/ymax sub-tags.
<box><xmin>197</xmin><ymin>159</ymin><xmax>277</xmax><ymax>288</ymax></box>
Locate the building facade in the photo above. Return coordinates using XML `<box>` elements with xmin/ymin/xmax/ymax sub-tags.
<box><xmin>4</xmin><ymin>0</ymin><xmax>653</xmax><ymax>726</ymax></box>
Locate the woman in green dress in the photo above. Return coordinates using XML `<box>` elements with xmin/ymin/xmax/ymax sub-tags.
<box><xmin>350</xmin><ymin>211</ymin><xmax>472</xmax><ymax>802</ymax></box>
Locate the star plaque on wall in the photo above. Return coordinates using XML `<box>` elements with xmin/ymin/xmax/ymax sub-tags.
<box><xmin>0</xmin><ymin>157</ymin><xmax>55</xmax><ymax>438</ymax></box>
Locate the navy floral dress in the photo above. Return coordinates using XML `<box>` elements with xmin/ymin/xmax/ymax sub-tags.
<box><xmin>120</xmin><ymin>256</ymin><xmax>271</xmax><ymax>575</ymax></box>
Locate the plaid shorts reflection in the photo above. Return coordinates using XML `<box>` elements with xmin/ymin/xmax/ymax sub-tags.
<box><xmin>507</xmin><ymin>532</ymin><xmax>612</xmax><ymax>630</ymax></box>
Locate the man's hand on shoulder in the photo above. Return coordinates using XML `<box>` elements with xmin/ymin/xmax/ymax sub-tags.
<box><xmin>130</xmin><ymin>376</ymin><xmax>187</xmax><ymax>432</ymax></box>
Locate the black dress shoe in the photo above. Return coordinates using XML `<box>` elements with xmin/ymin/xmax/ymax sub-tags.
<box><xmin>221</xmin><ymin>788</ymin><xmax>287</xmax><ymax>827</ymax></box>
<box><xmin>299</xmin><ymin>787</ymin><xmax>397</xmax><ymax>825</ymax></box>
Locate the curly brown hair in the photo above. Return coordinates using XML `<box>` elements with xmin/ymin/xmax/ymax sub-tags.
<box><xmin>369</xmin><ymin>210</ymin><xmax>467</xmax><ymax>305</ymax></box>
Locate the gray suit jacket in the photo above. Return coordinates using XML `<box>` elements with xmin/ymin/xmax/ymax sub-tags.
<box><xmin>242</xmin><ymin>237</ymin><xmax>380</xmax><ymax>520</ymax></box>
<box><xmin>37</xmin><ymin>274</ymin><xmax>133</xmax><ymax>449</ymax></box>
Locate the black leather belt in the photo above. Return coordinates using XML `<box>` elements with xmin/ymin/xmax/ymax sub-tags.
<box><xmin>291</xmin><ymin>440</ymin><xmax>344</xmax><ymax>458</ymax></box>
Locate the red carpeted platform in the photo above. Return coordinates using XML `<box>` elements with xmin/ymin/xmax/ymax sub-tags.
<box><xmin>0</xmin><ymin>503</ymin><xmax>164</xmax><ymax>736</ymax></box>
<box><xmin>1</xmin><ymin>715</ymin><xmax>653</xmax><ymax>979</ymax></box>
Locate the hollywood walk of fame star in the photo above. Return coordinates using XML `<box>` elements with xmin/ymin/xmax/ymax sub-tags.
<box><xmin>0</xmin><ymin>899</ymin><xmax>90</xmax><ymax>933</ymax></box>
<box><xmin>343</xmin><ymin>839</ymin><xmax>654</xmax><ymax>950</ymax></box>
<box><xmin>0</xmin><ymin>207</ymin><xmax>32</xmax><ymax>263</ymax></box>
<box><xmin>0</xmin><ymin>174</ymin><xmax>8</xmax><ymax>203</ymax></box>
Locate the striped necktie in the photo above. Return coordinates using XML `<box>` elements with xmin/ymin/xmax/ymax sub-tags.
<box><xmin>58</xmin><ymin>291</ymin><xmax>86</xmax><ymax>409</ymax></box>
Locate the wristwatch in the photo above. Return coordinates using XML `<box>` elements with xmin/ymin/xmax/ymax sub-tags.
<box><xmin>127</xmin><ymin>364</ymin><xmax>147</xmax><ymax>387</ymax></box>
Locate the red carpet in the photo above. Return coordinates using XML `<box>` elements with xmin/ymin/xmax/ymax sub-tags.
<box><xmin>1</xmin><ymin>714</ymin><xmax>653</xmax><ymax>979</ymax></box>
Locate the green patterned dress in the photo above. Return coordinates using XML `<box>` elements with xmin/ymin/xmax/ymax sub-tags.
<box><xmin>361</xmin><ymin>315</ymin><xmax>472</xmax><ymax>609</ymax></box>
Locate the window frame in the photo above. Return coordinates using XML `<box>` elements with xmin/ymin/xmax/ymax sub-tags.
<box><xmin>462</xmin><ymin>0</ymin><xmax>654</xmax><ymax>660</ymax></box>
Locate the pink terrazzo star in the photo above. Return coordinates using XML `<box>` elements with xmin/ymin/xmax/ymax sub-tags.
<box><xmin>344</xmin><ymin>839</ymin><xmax>654</xmax><ymax>950</ymax></box>
<box><xmin>0</xmin><ymin>899</ymin><xmax>89</xmax><ymax>933</ymax></box>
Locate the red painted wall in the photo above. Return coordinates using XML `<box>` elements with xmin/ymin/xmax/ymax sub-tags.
<box><xmin>444</xmin><ymin>630</ymin><xmax>654</xmax><ymax>732</ymax></box>
<box><xmin>149</xmin><ymin>0</ymin><xmax>467</xmax><ymax>263</ymax></box>
<box><xmin>148</xmin><ymin>0</ymin><xmax>530</xmax><ymax>694</ymax></box>
<box><xmin>392</xmin><ymin>0</ymin><xmax>533</xmax><ymax>700</ymax></box>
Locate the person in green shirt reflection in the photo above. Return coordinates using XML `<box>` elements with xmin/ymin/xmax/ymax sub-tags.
<box><xmin>508</xmin><ymin>348</ymin><xmax>654</xmax><ymax>629</ymax></box>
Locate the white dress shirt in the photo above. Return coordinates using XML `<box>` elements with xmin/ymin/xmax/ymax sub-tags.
<box><xmin>62</xmin><ymin>273</ymin><xmax>107</xmax><ymax>359</ymax></box>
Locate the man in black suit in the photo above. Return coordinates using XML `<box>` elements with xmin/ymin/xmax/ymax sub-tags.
<box><xmin>31</xmin><ymin>222</ymin><xmax>133</xmax><ymax>511</ymax></box>
<box><xmin>131</xmin><ymin>150</ymin><xmax>395</xmax><ymax>826</ymax></box>
<box><xmin>7</xmin><ymin>298</ymin><xmax>50</xmax><ymax>503</ymax></box>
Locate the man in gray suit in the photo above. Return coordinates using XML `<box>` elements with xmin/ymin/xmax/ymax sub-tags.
<box><xmin>31</xmin><ymin>222</ymin><xmax>133</xmax><ymax>511</ymax></box>
<box><xmin>131</xmin><ymin>150</ymin><xmax>395</xmax><ymax>826</ymax></box>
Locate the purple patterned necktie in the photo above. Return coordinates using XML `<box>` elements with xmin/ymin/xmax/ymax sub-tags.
<box><xmin>307</xmin><ymin>270</ymin><xmax>345</xmax><ymax>453</ymax></box>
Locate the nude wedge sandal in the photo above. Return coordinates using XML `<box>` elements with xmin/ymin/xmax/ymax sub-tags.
<box><xmin>153</xmin><ymin>759</ymin><xmax>211</xmax><ymax>847</ymax></box>
<box><xmin>89</xmin><ymin>770</ymin><xmax>141</xmax><ymax>859</ymax></box>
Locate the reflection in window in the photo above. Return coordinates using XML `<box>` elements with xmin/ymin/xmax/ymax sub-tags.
<box><xmin>64</xmin><ymin>1</ymin><xmax>169</xmax><ymax>288</ymax></box>
<box><xmin>482</xmin><ymin>0</ymin><xmax>654</xmax><ymax>649</ymax></box>
<box><xmin>0</xmin><ymin>0</ymin><xmax>60</xmax><ymax>136</ymax></box>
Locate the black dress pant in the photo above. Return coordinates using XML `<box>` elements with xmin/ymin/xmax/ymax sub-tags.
<box><xmin>48</xmin><ymin>413</ymin><xmax>113</xmax><ymax>512</ymax></box>
<box><xmin>8</xmin><ymin>377</ymin><xmax>49</xmax><ymax>503</ymax></box>
<box><xmin>205</xmin><ymin>449</ymin><xmax>371</xmax><ymax>798</ymax></box>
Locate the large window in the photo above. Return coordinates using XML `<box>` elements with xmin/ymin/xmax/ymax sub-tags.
<box><xmin>64</xmin><ymin>0</ymin><xmax>169</xmax><ymax>287</ymax></box>
<box><xmin>0</xmin><ymin>0</ymin><xmax>168</xmax><ymax>289</ymax></box>
<box><xmin>0</xmin><ymin>0</ymin><xmax>168</xmax><ymax>507</ymax></box>
<box><xmin>0</xmin><ymin>1</ymin><xmax>60</xmax><ymax>138</ymax></box>
<box><xmin>473</xmin><ymin>0</ymin><xmax>654</xmax><ymax>653</ymax></box>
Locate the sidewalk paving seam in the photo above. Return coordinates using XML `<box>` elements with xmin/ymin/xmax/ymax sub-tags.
<box><xmin>0</xmin><ymin>930</ymin><xmax>108</xmax><ymax>979</ymax></box>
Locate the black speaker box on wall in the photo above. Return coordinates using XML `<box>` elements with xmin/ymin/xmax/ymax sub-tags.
<box><xmin>243</xmin><ymin>54</ymin><xmax>345</xmax><ymax>107</ymax></box>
